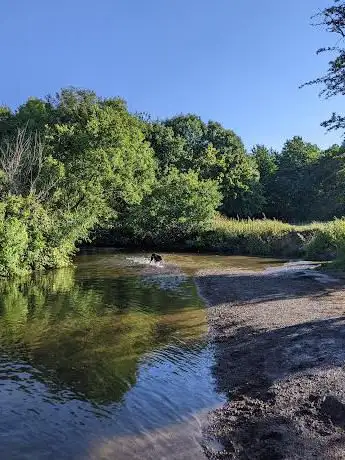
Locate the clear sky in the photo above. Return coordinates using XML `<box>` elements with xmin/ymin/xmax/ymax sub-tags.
<box><xmin>1</xmin><ymin>0</ymin><xmax>343</xmax><ymax>151</ymax></box>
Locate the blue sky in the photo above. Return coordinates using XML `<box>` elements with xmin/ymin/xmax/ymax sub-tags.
<box><xmin>0</xmin><ymin>0</ymin><xmax>343</xmax><ymax>151</ymax></box>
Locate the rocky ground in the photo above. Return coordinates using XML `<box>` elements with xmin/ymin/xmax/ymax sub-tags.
<box><xmin>196</xmin><ymin>264</ymin><xmax>345</xmax><ymax>460</ymax></box>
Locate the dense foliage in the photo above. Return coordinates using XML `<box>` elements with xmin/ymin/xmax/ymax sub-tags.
<box><xmin>251</xmin><ymin>137</ymin><xmax>345</xmax><ymax>222</ymax></box>
<box><xmin>0</xmin><ymin>89</ymin><xmax>157</xmax><ymax>276</ymax></box>
<box><xmin>2</xmin><ymin>61</ymin><xmax>345</xmax><ymax>275</ymax></box>
<box><xmin>115</xmin><ymin>168</ymin><xmax>221</xmax><ymax>246</ymax></box>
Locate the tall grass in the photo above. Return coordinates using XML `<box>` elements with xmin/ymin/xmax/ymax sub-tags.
<box><xmin>196</xmin><ymin>216</ymin><xmax>345</xmax><ymax>263</ymax></box>
<box><xmin>213</xmin><ymin>215</ymin><xmax>326</xmax><ymax>234</ymax></box>
<box><xmin>305</xmin><ymin>218</ymin><xmax>345</xmax><ymax>263</ymax></box>
<box><xmin>213</xmin><ymin>215</ymin><xmax>293</xmax><ymax>234</ymax></box>
<box><xmin>189</xmin><ymin>215</ymin><xmax>327</xmax><ymax>257</ymax></box>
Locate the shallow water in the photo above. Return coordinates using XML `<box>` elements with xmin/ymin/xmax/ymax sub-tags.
<box><xmin>0</xmin><ymin>250</ymin><xmax>284</xmax><ymax>459</ymax></box>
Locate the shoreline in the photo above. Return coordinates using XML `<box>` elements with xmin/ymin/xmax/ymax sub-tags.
<box><xmin>195</xmin><ymin>265</ymin><xmax>345</xmax><ymax>459</ymax></box>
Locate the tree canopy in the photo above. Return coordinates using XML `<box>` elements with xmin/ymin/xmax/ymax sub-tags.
<box><xmin>1</xmin><ymin>82</ymin><xmax>345</xmax><ymax>275</ymax></box>
<box><xmin>146</xmin><ymin>114</ymin><xmax>262</xmax><ymax>217</ymax></box>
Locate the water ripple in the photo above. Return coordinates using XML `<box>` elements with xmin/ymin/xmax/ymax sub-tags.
<box><xmin>0</xmin><ymin>251</ymin><xmax>229</xmax><ymax>459</ymax></box>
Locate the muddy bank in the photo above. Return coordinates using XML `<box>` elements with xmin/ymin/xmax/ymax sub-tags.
<box><xmin>196</xmin><ymin>265</ymin><xmax>345</xmax><ymax>459</ymax></box>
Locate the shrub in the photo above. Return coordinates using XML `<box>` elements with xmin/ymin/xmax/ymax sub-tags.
<box><xmin>306</xmin><ymin>219</ymin><xmax>345</xmax><ymax>261</ymax></box>
<box><xmin>116</xmin><ymin>168</ymin><xmax>222</xmax><ymax>246</ymax></box>
<box><xmin>0</xmin><ymin>195</ymin><xmax>92</xmax><ymax>277</ymax></box>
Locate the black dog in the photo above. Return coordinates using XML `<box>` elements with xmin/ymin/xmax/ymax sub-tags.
<box><xmin>150</xmin><ymin>253</ymin><xmax>163</xmax><ymax>264</ymax></box>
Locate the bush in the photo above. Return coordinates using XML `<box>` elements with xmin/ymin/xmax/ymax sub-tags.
<box><xmin>306</xmin><ymin>219</ymin><xmax>345</xmax><ymax>261</ymax></box>
<box><xmin>0</xmin><ymin>89</ymin><xmax>158</xmax><ymax>277</ymax></box>
<box><xmin>115</xmin><ymin>168</ymin><xmax>222</xmax><ymax>246</ymax></box>
<box><xmin>0</xmin><ymin>195</ymin><xmax>91</xmax><ymax>277</ymax></box>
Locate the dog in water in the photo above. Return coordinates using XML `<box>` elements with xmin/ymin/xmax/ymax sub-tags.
<box><xmin>150</xmin><ymin>253</ymin><xmax>163</xmax><ymax>264</ymax></box>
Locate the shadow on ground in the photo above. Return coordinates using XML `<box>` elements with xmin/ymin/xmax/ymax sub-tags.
<box><xmin>196</xmin><ymin>270</ymin><xmax>345</xmax><ymax>459</ymax></box>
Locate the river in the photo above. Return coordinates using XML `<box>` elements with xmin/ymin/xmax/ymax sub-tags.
<box><xmin>0</xmin><ymin>250</ymin><xmax>283</xmax><ymax>459</ymax></box>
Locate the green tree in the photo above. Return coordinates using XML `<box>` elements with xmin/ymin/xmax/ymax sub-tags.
<box><xmin>272</xmin><ymin>136</ymin><xmax>321</xmax><ymax>221</ymax></box>
<box><xmin>147</xmin><ymin>115</ymin><xmax>263</xmax><ymax>217</ymax></box>
<box><xmin>0</xmin><ymin>88</ymin><xmax>158</xmax><ymax>276</ymax></box>
<box><xmin>303</xmin><ymin>0</ymin><xmax>345</xmax><ymax>131</ymax></box>
<box><xmin>15</xmin><ymin>98</ymin><xmax>52</xmax><ymax>132</ymax></box>
<box><xmin>4</xmin><ymin>88</ymin><xmax>157</xmax><ymax>220</ymax></box>
<box><xmin>43</xmin><ymin>88</ymin><xmax>157</xmax><ymax>217</ymax></box>
<box><xmin>251</xmin><ymin>144</ymin><xmax>278</xmax><ymax>217</ymax></box>
<box><xmin>252</xmin><ymin>145</ymin><xmax>277</xmax><ymax>185</ymax></box>
<box><xmin>119</xmin><ymin>168</ymin><xmax>222</xmax><ymax>245</ymax></box>
<box><xmin>308</xmin><ymin>144</ymin><xmax>345</xmax><ymax>220</ymax></box>
<box><xmin>145</xmin><ymin>122</ymin><xmax>187</xmax><ymax>174</ymax></box>
<box><xmin>0</xmin><ymin>106</ymin><xmax>14</xmax><ymax>137</ymax></box>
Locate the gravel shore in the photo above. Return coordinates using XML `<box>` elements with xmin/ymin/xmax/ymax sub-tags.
<box><xmin>196</xmin><ymin>265</ymin><xmax>345</xmax><ymax>460</ymax></box>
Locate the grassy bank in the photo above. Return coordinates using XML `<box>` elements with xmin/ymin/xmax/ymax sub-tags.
<box><xmin>100</xmin><ymin>215</ymin><xmax>345</xmax><ymax>262</ymax></box>
<box><xmin>189</xmin><ymin>216</ymin><xmax>321</xmax><ymax>257</ymax></box>
<box><xmin>192</xmin><ymin>216</ymin><xmax>345</xmax><ymax>261</ymax></box>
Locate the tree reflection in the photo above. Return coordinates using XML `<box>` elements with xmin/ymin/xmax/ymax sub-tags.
<box><xmin>0</xmin><ymin>266</ymin><xmax>206</xmax><ymax>404</ymax></box>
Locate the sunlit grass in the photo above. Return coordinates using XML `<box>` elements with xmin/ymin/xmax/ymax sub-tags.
<box><xmin>187</xmin><ymin>214</ymin><xmax>333</xmax><ymax>258</ymax></box>
<box><xmin>212</xmin><ymin>214</ymin><xmax>325</xmax><ymax>235</ymax></box>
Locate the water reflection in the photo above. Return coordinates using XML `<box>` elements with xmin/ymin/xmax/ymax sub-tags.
<box><xmin>0</xmin><ymin>252</ymin><xmax>280</xmax><ymax>459</ymax></box>
<box><xmin>0</xmin><ymin>261</ymin><xmax>208</xmax><ymax>403</ymax></box>
<box><xmin>0</xmin><ymin>253</ymin><xmax>226</xmax><ymax>459</ymax></box>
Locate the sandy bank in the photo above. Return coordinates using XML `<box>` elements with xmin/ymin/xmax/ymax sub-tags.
<box><xmin>196</xmin><ymin>265</ymin><xmax>345</xmax><ymax>459</ymax></box>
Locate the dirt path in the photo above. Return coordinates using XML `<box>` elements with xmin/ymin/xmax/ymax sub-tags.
<box><xmin>195</xmin><ymin>265</ymin><xmax>345</xmax><ymax>460</ymax></box>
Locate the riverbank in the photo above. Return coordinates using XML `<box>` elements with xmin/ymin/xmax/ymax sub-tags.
<box><xmin>196</xmin><ymin>264</ymin><xmax>345</xmax><ymax>459</ymax></box>
<box><xmin>92</xmin><ymin>216</ymin><xmax>345</xmax><ymax>262</ymax></box>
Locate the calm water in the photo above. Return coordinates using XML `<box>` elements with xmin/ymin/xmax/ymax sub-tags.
<box><xmin>0</xmin><ymin>251</ymin><xmax>283</xmax><ymax>460</ymax></box>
